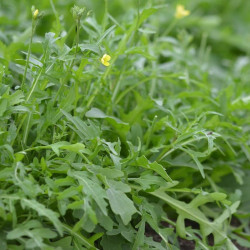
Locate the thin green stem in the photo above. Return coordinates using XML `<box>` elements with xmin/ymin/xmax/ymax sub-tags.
<box><xmin>50</xmin><ymin>0</ymin><xmax>61</xmax><ymax>37</ymax></box>
<box><xmin>145</xmin><ymin>115</ymin><xmax>158</xmax><ymax>148</ymax></box>
<box><xmin>22</xmin><ymin>63</ymin><xmax>43</xmax><ymax>145</ymax></box>
<box><xmin>149</xmin><ymin>62</ymin><xmax>157</xmax><ymax>97</ymax></box>
<box><xmin>111</xmin><ymin>70</ymin><xmax>123</xmax><ymax>103</ymax></box>
<box><xmin>13</xmin><ymin>114</ymin><xmax>27</xmax><ymax>147</ymax></box>
<box><xmin>53</xmin><ymin>77</ymin><xmax>64</xmax><ymax>105</ymax></box>
<box><xmin>102</xmin><ymin>0</ymin><xmax>108</xmax><ymax>32</ymax></box>
<box><xmin>70</xmin><ymin>18</ymin><xmax>80</xmax><ymax>70</ymax></box>
<box><xmin>157</xmin><ymin>136</ymin><xmax>208</xmax><ymax>161</ymax></box>
<box><xmin>73</xmin><ymin>18</ymin><xmax>81</xmax><ymax>115</ymax></box>
<box><xmin>115</xmin><ymin>76</ymin><xmax>154</xmax><ymax>104</ymax></box>
<box><xmin>23</xmin><ymin>112</ymin><xmax>31</xmax><ymax>145</ymax></box>
<box><xmin>61</xmin><ymin>224</ymin><xmax>97</xmax><ymax>249</ymax></box>
<box><xmin>26</xmin><ymin>68</ymin><xmax>43</xmax><ymax>102</ymax></box>
<box><xmin>86</xmin><ymin>86</ymin><xmax>100</xmax><ymax>108</ymax></box>
<box><xmin>21</xmin><ymin>20</ymin><xmax>35</xmax><ymax>90</ymax></box>
<box><xmin>17</xmin><ymin>144</ymin><xmax>91</xmax><ymax>164</ymax></box>
<box><xmin>54</xmin><ymin>18</ymin><xmax>81</xmax><ymax>107</ymax></box>
<box><xmin>163</xmin><ymin>19</ymin><xmax>177</xmax><ymax>37</ymax></box>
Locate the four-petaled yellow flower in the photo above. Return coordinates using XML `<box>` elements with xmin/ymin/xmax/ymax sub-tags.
<box><xmin>33</xmin><ymin>9</ymin><xmax>39</xmax><ymax>19</ymax></box>
<box><xmin>101</xmin><ymin>54</ymin><xmax>111</xmax><ymax>66</ymax></box>
<box><xmin>175</xmin><ymin>5</ymin><xmax>190</xmax><ymax>19</ymax></box>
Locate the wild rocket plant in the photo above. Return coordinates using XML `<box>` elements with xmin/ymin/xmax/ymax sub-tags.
<box><xmin>0</xmin><ymin>1</ymin><xmax>249</xmax><ymax>249</ymax></box>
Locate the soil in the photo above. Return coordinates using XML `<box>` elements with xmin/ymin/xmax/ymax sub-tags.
<box><xmin>178</xmin><ymin>237</ymin><xmax>195</xmax><ymax>250</ymax></box>
<box><xmin>144</xmin><ymin>217</ymin><xmax>250</xmax><ymax>250</ymax></box>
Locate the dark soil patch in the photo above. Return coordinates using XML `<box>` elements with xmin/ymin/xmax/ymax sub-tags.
<box><xmin>178</xmin><ymin>237</ymin><xmax>195</xmax><ymax>250</ymax></box>
<box><xmin>231</xmin><ymin>216</ymin><xmax>242</xmax><ymax>227</ymax></box>
<box><xmin>145</xmin><ymin>221</ymin><xmax>196</xmax><ymax>249</ymax></box>
<box><xmin>144</xmin><ymin>217</ymin><xmax>249</xmax><ymax>249</ymax></box>
<box><xmin>145</xmin><ymin>223</ymin><xmax>162</xmax><ymax>242</ymax></box>
<box><xmin>233</xmin><ymin>240</ymin><xmax>250</xmax><ymax>250</ymax></box>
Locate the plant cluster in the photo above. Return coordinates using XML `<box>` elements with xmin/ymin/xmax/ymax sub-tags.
<box><xmin>0</xmin><ymin>0</ymin><xmax>249</xmax><ymax>249</ymax></box>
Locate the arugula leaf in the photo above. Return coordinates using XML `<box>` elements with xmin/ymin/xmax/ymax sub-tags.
<box><xmin>107</xmin><ymin>187</ymin><xmax>137</xmax><ymax>225</ymax></box>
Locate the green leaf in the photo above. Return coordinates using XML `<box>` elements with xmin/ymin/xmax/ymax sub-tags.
<box><xmin>62</xmin><ymin>109</ymin><xmax>100</xmax><ymax>140</ymax></box>
<box><xmin>86</xmin><ymin>107</ymin><xmax>130</xmax><ymax>139</ymax></box>
<box><xmin>7</xmin><ymin>90</ymin><xmax>24</xmax><ymax>106</ymax></box>
<box><xmin>21</xmin><ymin>199</ymin><xmax>63</xmax><ymax>236</ymax></box>
<box><xmin>107</xmin><ymin>187</ymin><xmax>137</xmax><ymax>225</ymax></box>
<box><xmin>57</xmin><ymin>186</ymin><xmax>80</xmax><ymax>200</ymax></box>
<box><xmin>61</xmin><ymin>224</ymin><xmax>96</xmax><ymax>249</ymax></box>
<box><xmin>49</xmin><ymin>236</ymin><xmax>74</xmax><ymax>250</ymax></box>
<box><xmin>79</xmin><ymin>43</ymin><xmax>100</xmax><ymax>54</ymax></box>
<box><xmin>132</xmin><ymin>219</ymin><xmax>145</xmax><ymax>250</ymax></box>
<box><xmin>50</xmin><ymin>141</ymin><xmax>70</xmax><ymax>156</ymax></box>
<box><xmin>97</xmin><ymin>25</ymin><xmax>116</xmax><ymax>45</ymax></box>
<box><xmin>7</xmin><ymin>220</ymin><xmax>57</xmax><ymax>249</ymax></box>
<box><xmin>122</xmin><ymin>93</ymin><xmax>154</xmax><ymax>125</ymax></box>
<box><xmin>136</xmin><ymin>155</ymin><xmax>173</xmax><ymax>182</ymax></box>
<box><xmin>69</xmin><ymin>171</ymin><xmax>108</xmax><ymax>216</ymax></box>
<box><xmin>138</xmin><ymin>8</ymin><xmax>157</xmax><ymax>26</ymax></box>
<box><xmin>0</xmin><ymin>99</ymin><xmax>7</xmax><ymax>116</ymax></box>
<box><xmin>60</xmin><ymin>143</ymin><xmax>86</xmax><ymax>153</ymax></box>
<box><xmin>180</xmin><ymin>147</ymin><xmax>205</xmax><ymax>178</ymax></box>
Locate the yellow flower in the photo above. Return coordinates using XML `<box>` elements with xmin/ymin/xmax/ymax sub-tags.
<box><xmin>101</xmin><ymin>54</ymin><xmax>111</xmax><ymax>67</ymax></box>
<box><xmin>33</xmin><ymin>9</ymin><xmax>39</xmax><ymax>19</ymax></box>
<box><xmin>175</xmin><ymin>5</ymin><xmax>190</xmax><ymax>19</ymax></box>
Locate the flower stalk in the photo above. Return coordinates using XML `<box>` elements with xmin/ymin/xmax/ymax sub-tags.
<box><xmin>21</xmin><ymin>7</ymin><xmax>39</xmax><ymax>90</ymax></box>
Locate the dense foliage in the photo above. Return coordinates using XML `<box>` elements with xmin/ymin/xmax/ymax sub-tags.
<box><xmin>0</xmin><ymin>0</ymin><xmax>250</xmax><ymax>249</ymax></box>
